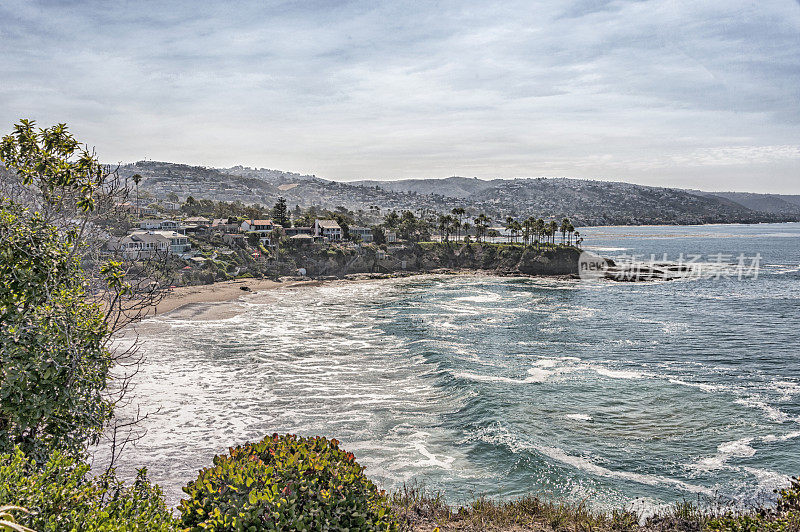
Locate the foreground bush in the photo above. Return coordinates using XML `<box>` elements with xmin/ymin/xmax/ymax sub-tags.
<box><xmin>180</xmin><ymin>433</ymin><xmax>398</xmax><ymax>531</ymax></box>
<box><xmin>0</xmin><ymin>448</ymin><xmax>177</xmax><ymax>532</ymax></box>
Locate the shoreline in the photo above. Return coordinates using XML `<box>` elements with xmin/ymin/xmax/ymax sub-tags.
<box><xmin>149</xmin><ymin>273</ymin><xmax>420</xmax><ymax>317</ymax></box>
<box><xmin>149</xmin><ymin>278</ymin><xmax>314</xmax><ymax>317</ymax></box>
<box><xmin>148</xmin><ymin>269</ymin><xmax>572</xmax><ymax>318</ymax></box>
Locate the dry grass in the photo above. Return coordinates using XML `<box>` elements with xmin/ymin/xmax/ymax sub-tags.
<box><xmin>390</xmin><ymin>484</ymin><xmax>726</xmax><ymax>532</ymax></box>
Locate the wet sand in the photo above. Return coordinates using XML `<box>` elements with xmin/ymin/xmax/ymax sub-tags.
<box><xmin>151</xmin><ymin>278</ymin><xmax>322</xmax><ymax>317</ymax></box>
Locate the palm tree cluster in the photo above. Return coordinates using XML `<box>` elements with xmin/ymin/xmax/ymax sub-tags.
<box><xmin>379</xmin><ymin>207</ymin><xmax>582</xmax><ymax>248</ymax></box>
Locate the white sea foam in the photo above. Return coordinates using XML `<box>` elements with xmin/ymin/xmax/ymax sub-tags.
<box><xmin>566</xmin><ymin>413</ymin><xmax>593</xmax><ymax>422</ymax></box>
<box><xmin>455</xmin><ymin>293</ymin><xmax>502</xmax><ymax>303</ymax></box>
<box><xmin>735</xmin><ymin>397</ymin><xmax>795</xmax><ymax>423</ymax></box>
<box><xmin>668</xmin><ymin>378</ymin><xmax>719</xmax><ymax>393</ymax></box>
<box><xmin>453</xmin><ymin>370</ymin><xmax>548</xmax><ymax>384</ymax></box>
<box><xmin>694</xmin><ymin>438</ymin><xmax>756</xmax><ymax>471</ymax></box>
<box><xmin>410</xmin><ymin>433</ymin><xmax>455</xmax><ymax>470</ymax></box>
<box><xmin>591</xmin><ymin>367</ymin><xmax>646</xmax><ymax>380</ymax></box>
<box><xmin>535</xmin><ymin>446</ymin><xmax>713</xmax><ymax>495</ymax></box>
<box><xmin>743</xmin><ymin>467</ymin><xmax>791</xmax><ymax>491</ymax></box>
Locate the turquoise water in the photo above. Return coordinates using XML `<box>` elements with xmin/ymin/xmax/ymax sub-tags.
<box><xmin>109</xmin><ymin>223</ymin><xmax>800</xmax><ymax>512</ymax></box>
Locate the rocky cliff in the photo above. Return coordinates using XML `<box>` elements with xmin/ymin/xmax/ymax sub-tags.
<box><xmin>292</xmin><ymin>243</ymin><xmax>580</xmax><ymax>278</ymax></box>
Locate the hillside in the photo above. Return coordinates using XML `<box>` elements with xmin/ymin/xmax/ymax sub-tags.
<box><xmin>352</xmin><ymin>176</ymin><xmax>497</xmax><ymax>199</ymax></box>
<box><xmin>117</xmin><ymin>161</ymin><xmax>798</xmax><ymax>226</ymax></box>
<box><xmin>694</xmin><ymin>191</ymin><xmax>800</xmax><ymax>216</ymax></box>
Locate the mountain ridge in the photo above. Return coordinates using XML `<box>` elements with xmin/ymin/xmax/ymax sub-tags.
<box><xmin>117</xmin><ymin>161</ymin><xmax>800</xmax><ymax>226</ymax></box>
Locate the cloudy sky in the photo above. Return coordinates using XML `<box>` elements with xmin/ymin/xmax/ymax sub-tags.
<box><xmin>1</xmin><ymin>1</ymin><xmax>799</xmax><ymax>192</ymax></box>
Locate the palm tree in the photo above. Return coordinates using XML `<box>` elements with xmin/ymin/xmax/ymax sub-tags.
<box><xmin>560</xmin><ymin>218</ymin><xmax>570</xmax><ymax>245</ymax></box>
<box><xmin>534</xmin><ymin>218</ymin><xmax>545</xmax><ymax>249</ymax></box>
<box><xmin>547</xmin><ymin>220</ymin><xmax>558</xmax><ymax>246</ymax></box>
<box><xmin>522</xmin><ymin>217</ymin><xmax>534</xmax><ymax>246</ymax></box>
<box><xmin>438</xmin><ymin>214</ymin><xmax>456</xmax><ymax>243</ymax></box>
<box><xmin>132</xmin><ymin>173</ymin><xmax>142</xmax><ymax>220</ymax></box>
<box><xmin>505</xmin><ymin>216</ymin><xmax>516</xmax><ymax>244</ymax></box>
<box><xmin>474</xmin><ymin>214</ymin><xmax>490</xmax><ymax>242</ymax></box>
<box><xmin>462</xmin><ymin>221</ymin><xmax>471</xmax><ymax>241</ymax></box>
<box><xmin>511</xmin><ymin>220</ymin><xmax>522</xmax><ymax>245</ymax></box>
<box><xmin>452</xmin><ymin>207</ymin><xmax>465</xmax><ymax>241</ymax></box>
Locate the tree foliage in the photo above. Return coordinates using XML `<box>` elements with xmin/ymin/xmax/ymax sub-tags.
<box><xmin>0</xmin><ymin>120</ymin><xmax>105</xmax><ymax>214</ymax></box>
<box><xmin>271</xmin><ymin>197</ymin><xmax>290</xmax><ymax>227</ymax></box>
<box><xmin>0</xmin><ymin>200</ymin><xmax>114</xmax><ymax>461</ymax></box>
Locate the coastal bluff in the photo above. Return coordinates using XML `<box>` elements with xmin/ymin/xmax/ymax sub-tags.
<box><xmin>293</xmin><ymin>242</ymin><xmax>582</xmax><ymax>278</ymax></box>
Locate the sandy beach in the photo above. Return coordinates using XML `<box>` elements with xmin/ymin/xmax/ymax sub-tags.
<box><xmin>150</xmin><ymin>278</ymin><xmax>323</xmax><ymax>317</ymax></box>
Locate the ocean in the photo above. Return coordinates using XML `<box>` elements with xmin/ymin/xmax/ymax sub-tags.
<box><xmin>103</xmin><ymin>222</ymin><xmax>800</xmax><ymax>513</ymax></box>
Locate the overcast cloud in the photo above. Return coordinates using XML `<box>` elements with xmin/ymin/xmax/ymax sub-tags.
<box><xmin>1</xmin><ymin>0</ymin><xmax>799</xmax><ymax>192</ymax></box>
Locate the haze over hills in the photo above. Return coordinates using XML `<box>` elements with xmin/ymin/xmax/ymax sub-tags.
<box><xmin>693</xmin><ymin>191</ymin><xmax>800</xmax><ymax>217</ymax></box>
<box><xmin>119</xmin><ymin>161</ymin><xmax>800</xmax><ymax>226</ymax></box>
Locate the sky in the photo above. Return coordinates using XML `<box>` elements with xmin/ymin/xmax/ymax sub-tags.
<box><xmin>1</xmin><ymin>0</ymin><xmax>799</xmax><ymax>193</ymax></box>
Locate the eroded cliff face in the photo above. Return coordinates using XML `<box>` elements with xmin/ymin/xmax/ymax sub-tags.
<box><xmin>294</xmin><ymin>243</ymin><xmax>580</xmax><ymax>278</ymax></box>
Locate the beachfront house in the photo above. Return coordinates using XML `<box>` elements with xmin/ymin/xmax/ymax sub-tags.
<box><xmin>313</xmin><ymin>219</ymin><xmax>342</xmax><ymax>241</ymax></box>
<box><xmin>152</xmin><ymin>230</ymin><xmax>191</xmax><ymax>254</ymax></box>
<box><xmin>111</xmin><ymin>232</ymin><xmax>170</xmax><ymax>258</ymax></box>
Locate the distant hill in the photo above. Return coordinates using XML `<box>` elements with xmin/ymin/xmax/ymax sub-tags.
<box><xmin>693</xmin><ymin>191</ymin><xmax>800</xmax><ymax>217</ymax></box>
<box><xmin>352</xmin><ymin>176</ymin><xmax>497</xmax><ymax>199</ymax></box>
<box><xmin>116</xmin><ymin>161</ymin><xmax>799</xmax><ymax>226</ymax></box>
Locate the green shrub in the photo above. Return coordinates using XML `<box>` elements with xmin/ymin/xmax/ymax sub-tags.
<box><xmin>179</xmin><ymin>434</ymin><xmax>398</xmax><ymax>531</ymax></box>
<box><xmin>707</xmin><ymin>476</ymin><xmax>800</xmax><ymax>531</ymax></box>
<box><xmin>0</xmin><ymin>448</ymin><xmax>177</xmax><ymax>532</ymax></box>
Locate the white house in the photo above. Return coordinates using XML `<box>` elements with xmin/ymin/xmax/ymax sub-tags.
<box><xmin>111</xmin><ymin>232</ymin><xmax>170</xmax><ymax>258</ymax></box>
<box><xmin>159</xmin><ymin>220</ymin><xmax>182</xmax><ymax>232</ymax></box>
<box><xmin>139</xmin><ymin>219</ymin><xmax>183</xmax><ymax>233</ymax></box>
<box><xmin>240</xmin><ymin>219</ymin><xmax>274</xmax><ymax>234</ymax></box>
<box><xmin>313</xmin><ymin>219</ymin><xmax>342</xmax><ymax>241</ymax></box>
<box><xmin>349</xmin><ymin>226</ymin><xmax>373</xmax><ymax>243</ymax></box>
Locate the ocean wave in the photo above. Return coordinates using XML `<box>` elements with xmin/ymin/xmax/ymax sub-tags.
<box><xmin>694</xmin><ymin>438</ymin><xmax>757</xmax><ymax>471</ymax></box>
<box><xmin>452</xmin><ymin>369</ymin><xmax>550</xmax><ymax>384</ymax></box>
<box><xmin>536</xmin><ymin>446</ymin><xmax>713</xmax><ymax>495</ymax></box>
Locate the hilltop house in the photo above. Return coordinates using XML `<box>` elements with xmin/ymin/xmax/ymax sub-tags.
<box><xmin>184</xmin><ymin>216</ymin><xmax>211</xmax><ymax>226</ymax></box>
<box><xmin>212</xmin><ymin>218</ymin><xmax>238</xmax><ymax>233</ymax></box>
<box><xmin>313</xmin><ymin>219</ymin><xmax>342</xmax><ymax>241</ymax></box>
<box><xmin>139</xmin><ymin>219</ymin><xmax>184</xmax><ymax>233</ymax></box>
<box><xmin>349</xmin><ymin>226</ymin><xmax>373</xmax><ymax>243</ymax></box>
<box><xmin>240</xmin><ymin>219</ymin><xmax>274</xmax><ymax>235</ymax></box>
